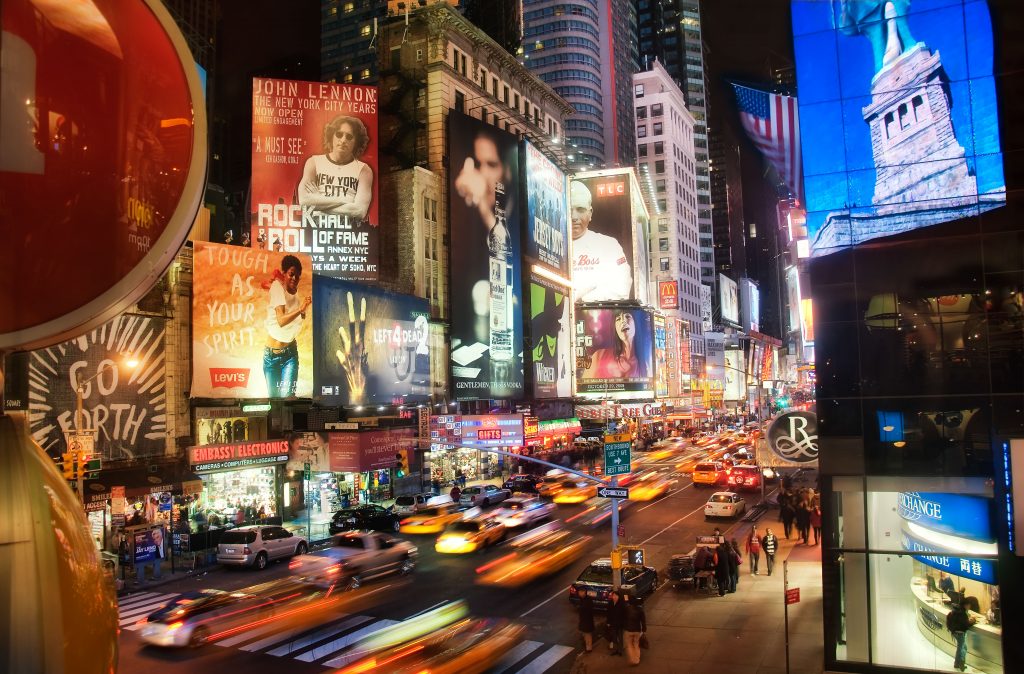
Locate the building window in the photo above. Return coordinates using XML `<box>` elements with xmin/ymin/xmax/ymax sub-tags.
<box><xmin>659</xmin><ymin>238</ymin><xmax>669</xmax><ymax>252</ymax></box>
<box><xmin>454</xmin><ymin>90</ymin><xmax>465</xmax><ymax>113</ymax></box>
<box><xmin>638</xmin><ymin>126</ymin><xmax>647</xmax><ymax>138</ymax></box>
<box><xmin>360</xmin><ymin>23</ymin><xmax>371</xmax><ymax>37</ymax></box>
<box><xmin>655</xmin><ymin>160</ymin><xmax>665</xmax><ymax>174</ymax></box>
<box><xmin>651</xmin><ymin>103</ymin><xmax>663</xmax><ymax>116</ymax></box>
<box><xmin>653</xmin><ymin>122</ymin><xmax>663</xmax><ymax>135</ymax></box>
<box><xmin>492</xmin><ymin>77</ymin><xmax>499</xmax><ymax>97</ymax></box>
<box><xmin>660</xmin><ymin>258</ymin><xmax>670</xmax><ymax>272</ymax></box>
<box><xmin>514</xmin><ymin>93</ymin><xmax>520</xmax><ymax>111</ymax></box>
<box><xmin>503</xmin><ymin>85</ymin><xmax>510</xmax><ymax>104</ymax></box>
<box><xmin>654</xmin><ymin>141</ymin><xmax>664</xmax><ymax>155</ymax></box>
<box><xmin>636</xmin><ymin>106</ymin><xmax>647</xmax><ymax>119</ymax></box>
<box><xmin>656</xmin><ymin>178</ymin><xmax>666</xmax><ymax>192</ymax></box>
<box><xmin>343</xmin><ymin>1</ymin><xmax>354</xmax><ymax>12</ymax></box>
<box><xmin>638</xmin><ymin>144</ymin><xmax>648</xmax><ymax>157</ymax></box>
<box><xmin>343</xmin><ymin>73</ymin><xmax>353</xmax><ymax>83</ymax></box>
<box><xmin>480</xmin><ymin>106</ymin><xmax>488</xmax><ymax>122</ymax></box>
<box><xmin>634</xmin><ymin>84</ymin><xmax>644</xmax><ymax>98</ymax></box>
<box><xmin>360</xmin><ymin>68</ymin><xmax>370</xmax><ymax>80</ymax></box>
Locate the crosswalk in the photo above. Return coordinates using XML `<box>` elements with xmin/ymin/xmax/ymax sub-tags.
<box><xmin>118</xmin><ymin>592</ymin><xmax>575</xmax><ymax>672</ymax></box>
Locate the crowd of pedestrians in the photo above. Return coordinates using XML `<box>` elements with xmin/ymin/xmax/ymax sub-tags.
<box><xmin>778</xmin><ymin>486</ymin><xmax>821</xmax><ymax>545</ymax></box>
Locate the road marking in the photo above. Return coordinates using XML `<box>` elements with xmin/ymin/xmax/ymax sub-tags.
<box><xmin>513</xmin><ymin>644</ymin><xmax>575</xmax><ymax>673</ymax></box>
<box><xmin>313</xmin><ymin>620</ymin><xmax>399</xmax><ymax>666</ymax></box>
<box><xmin>237</xmin><ymin>623</ymin><xmax>321</xmax><ymax>652</ymax></box>
<box><xmin>491</xmin><ymin>639</ymin><xmax>545</xmax><ymax>672</ymax></box>
<box><xmin>267</xmin><ymin>615</ymin><xmax>371</xmax><ymax>657</ymax></box>
<box><xmin>520</xmin><ymin>586</ymin><xmax>568</xmax><ymax>617</ymax></box>
<box><xmin>640</xmin><ymin>502</ymin><xmax>708</xmax><ymax>545</ymax></box>
<box><xmin>117</xmin><ymin>592</ymin><xmax>165</xmax><ymax>609</ymax></box>
<box><xmin>215</xmin><ymin>620</ymin><xmax>286</xmax><ymax>647</ymax></box>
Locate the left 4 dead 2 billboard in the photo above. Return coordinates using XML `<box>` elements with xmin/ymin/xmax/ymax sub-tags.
<box><xmin>313</xmin><ymin>276</ymin><xmax>431</xmax><ymax>406</ymax></box>
<box><xmin>192</xmin><ymin>242</ymin><xmax>314</xmax><ymax>399</ymax></box>
<box><xmin>250</xmin><ymin>78</ymin><xmax>379</xmax><ymax>280</ymax></box>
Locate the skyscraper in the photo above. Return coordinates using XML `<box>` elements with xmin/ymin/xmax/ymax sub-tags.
<box><xmin>635</xmin><ymin>0</ymin><xmax>712</xmax><ymax>287</ymax></box>
<box><xmin>522</xmin><ymin>0</ymin><xmax>639</xmax><ymax>171</ymax></box>
<box><xmin>461</xmin><ymin>0</ymin><xmax>523</xmax><ymax>54</ymax></box>
<box><xmin>633</xmin><ymin>61</ymin><xmax>703</xmax><ymax>372</ymax></box>
<box><xmin>321</xmin><ymin>0</ymin><xmax>385</xmax><ymax>84</ymax></box>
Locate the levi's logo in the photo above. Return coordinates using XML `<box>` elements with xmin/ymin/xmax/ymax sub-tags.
<box><xmin>210</xmin><ymin>368</ymin><xmax>250</xmax><ymax>388</ymax></box>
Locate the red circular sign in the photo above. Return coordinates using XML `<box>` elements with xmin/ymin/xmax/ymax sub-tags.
<box><xmin>0</xmin><ymin>0</ymin><xmax>206</xmax><ymax>350</ymax></box>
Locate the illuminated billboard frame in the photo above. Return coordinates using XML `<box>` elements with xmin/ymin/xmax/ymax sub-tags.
<box><xmin>574</xmin><ymin>305</ymin><xmax>655</xmax><ymax>400</ymax></box>
<box><xmin>719</xmin><ymin>274</ymin><xmax>740</xmax><ymax>326</ymax></box>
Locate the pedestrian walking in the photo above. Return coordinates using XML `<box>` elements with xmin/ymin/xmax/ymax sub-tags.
<box><xmin>946</xmin><ymin>597</ymin><xmax>975</xmax><ymax>671</ymax></box>
<box><xmin>606</xmin><ymin>590</ymin><xmax>625</xmax><ymax>655</ymax></box>
<box><xmin>729</xmin><ymin>539</ymin><xmax>743</xmax><ymax>592</ymax></box>
<box><xmin>577</xmin><ymin>593</ymin><xmax>596</xmax><ymax>652</ymax></box>
<box><xmin>450</xmin><ymin>484</ymin><xmax>462</xmax><ymax>502</ymax></box>
<box><xmin>762</xmin><ymin>528</ymin><xmax>779</xmax><ymax>576</ymax></box>
<box><xmin>715</xmin><ymin>541</ymin><xmax>732</xmax><ymax>596</ymax></box>
<box><xmin>795</xmin><ymin>499</ymin><xmax>812</xmax><ymax>545</ymax></box>
<box><xmin>810</xmin><ymin>505</ymin><xmax>822</xmax><ymax>545</ymax></box>
<box><xmin>621</xmin><ymin>595</ymin><xmax>647</xmax><ymax>666</ymax></box>
<box><xmin>781</xmin><ymin>498</ymin><xmax>796</xmax><ymax>539</ymax></box>
<box><xmin>777</xmin><ymin>489</ymin><xmax>789</xmax><ymax>522</ymax></box>
<box><xmin>745</xmin><ymin>527</ymin><xmax>762</xmax><ymax>575</ymax></box>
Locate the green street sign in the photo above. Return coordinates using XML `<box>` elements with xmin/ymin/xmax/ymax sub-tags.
<box><xmin>303</xmin><ymin>462</ymin><xmax>312</xmax><ymax>480</ymax></box>
<box><xmin>603</xmin><ymin>435</ymin><xmax>632</xmax><ymax>477</ymax></box>
<box><xmin>86</xmin><ymin>458</ymin><xmax>102</xmax><ymax>471</ymax></box>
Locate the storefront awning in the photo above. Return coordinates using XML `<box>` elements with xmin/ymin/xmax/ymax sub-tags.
<box><xmin>83</xmin><ymin>463</ymin><xmax>203</xmax><ymax>504</ymax></box>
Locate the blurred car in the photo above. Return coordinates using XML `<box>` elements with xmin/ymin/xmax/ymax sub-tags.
<box><xmin>704</xmin><ymin>491</ymin><xmax>747</xmax><ymax>519</ymax></box>
<box><xmin>491</xmin><ymin>497</ymin><xmax>554</xmax><ymax>528</ymax></box>
<box><xmin>139</xmin><ymin>584</ymin><xmax>307</xmax><ymax>648</ymax></box>
<box><xmin>535</xmin><ymin>476</ymin><xmax>570</xmax><ymax>498</ymax></box>
<box><xmin>630</xmin><ymin>474</ymin><xmax>673</xmax><ymax>501</ymax></box>
<box><xmin>691</xmin><ymin>461</ymin><xmax>726</xmax><ymax>487</ymax></box>
<box><xmin>726</xmin><ymin>465</ymin><xmax>762</xmax><ymax>490</ymax></box>
<box><xmin>568</xmin><ymin>559</ymin><xmax>658</xmax><ymax>608</ymax></box>
<box><xmin>459</xmin><ymin>484</ymin><xmax>512</xmax><ymax>507</ymax></box>
<box><xmin>476</xmin><ymin>527</ymin><xmax>591</xmax><ymax>587</ymax></box>
<box><xmin>393</xmin><ymin>493</ymin><xmax>454</xmax><ymax>517</ymax></box>
<box><xmin>330</xmin><ymin>504</ymin><xmax>402</xmax><ymax>534</ymax></box>
<box><xmin>216</xmin><ymin>525</ymin><xmax>308</xmax><ymax>570</ymax></box>
<box><xmin>566</xmin><ymin>496</ymin><xmax>634</xmax><ymax>528</ymax></box>
<box><xmin>288</xmin><ymin>531</ymin><xmax>417</xmax><ymax>588</ymax></box>
<box><xmin>552</xmin><ymin>480</ymin><xmax>598</xmax><ymax>504</ymax></box>
<box><xmin>335</xmin><ymin>617</ymin><xmax>526</xmax><ymax>674</ymax></box>
<box><xmin>399</xmin><ymin>505</ymin><xmax>464</xmax><ymax>534</ymax></box>
<box><xmin>502</xmin><ymin>474</ymin><xmax>540</xmax><ymax>494</ymax></box>
<box><xmin>435</xmin><ymin>518</ymin><xmax>506</xmax><ymax>553</ymax></box>
<box><xmin>761</xmin><ymin>465</ymin><xmax>779</xmax><ymax>482</ymax></box>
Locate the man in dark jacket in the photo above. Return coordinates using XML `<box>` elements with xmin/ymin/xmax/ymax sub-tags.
<box><xmin>780</xmin><ymin>499</ymin><xmax>796</xmax><ymax>539</ymax></box>
<box><xmin>946</xmin><ymin>598</ymin><xmax>975</xmax><ymax>671</ymax></box>
<box><xmin>715</xmin><ymin>542</ymin><xmax>732</xmax><ymax>596</ymax></box>
<box><xmin>606</xmin><ymin>590</ymin><xmax>625</xmax><ymax>655</ymax></box>
<box><xmin>621</xmin><ymin>595</ymin><xmax>647</xmax><ymax>665</ymax></box>
<box><xmin>578</xmin><ymin>593</ymin><xmax>596</xmax><ymax>652</ymax></box>
<box><xmin>795</xmin><ymin>499</ymin><xmax>812</xmax><ymax>544</ymax></box>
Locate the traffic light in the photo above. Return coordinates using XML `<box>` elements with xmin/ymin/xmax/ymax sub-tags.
<box><xmin>61</xmin><ymin>452</ymin><xmax>78</xmax><ymax>480</ymax></box>
<box><xmin>394</xmin><ymin>452</ymin><xmax>407</xmax><ymax>478</ymax></box>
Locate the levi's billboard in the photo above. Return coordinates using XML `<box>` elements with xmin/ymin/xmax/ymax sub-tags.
<box><xmin>192</xmin><ymin>242</ymin><xmax>314</xmax><ymax>399</ymax></box>
<box><xmin>250</xmin><ymin>78</ymin><xmax>379</xmax><ymax>280</ymax></box>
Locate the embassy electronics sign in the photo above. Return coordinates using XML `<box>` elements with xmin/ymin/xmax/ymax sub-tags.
<box><xmin>189</xmin><ymin>439</ymin><xmax>290</xmax><ymax>472</ymax></box>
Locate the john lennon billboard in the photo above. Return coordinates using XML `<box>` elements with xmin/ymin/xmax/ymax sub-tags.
<box><xmin>792</xmin><ymin>0</ymin><xmax>1004</xmax><ymax>255</ymax></box>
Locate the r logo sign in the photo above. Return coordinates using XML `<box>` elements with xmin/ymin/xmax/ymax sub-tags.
<box><xmin>767</xmin><ymin>411</ymin><xmax>818</xmax><ymax>463</ymax></box>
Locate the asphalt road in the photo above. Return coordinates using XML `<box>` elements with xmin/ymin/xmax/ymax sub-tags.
<box><xmin>117</xmin><ymin>445</ymin><xmax>778</xmax><ymax>673</ymax></box>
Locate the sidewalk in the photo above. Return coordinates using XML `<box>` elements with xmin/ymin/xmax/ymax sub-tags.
<box><xmin>575</xmin><ymin>531</ymin><xmax>825</xmax><ymax>674</ymax></box>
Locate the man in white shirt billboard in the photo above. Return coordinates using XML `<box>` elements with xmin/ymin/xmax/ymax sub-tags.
<box><xmin>570</xmin><ymin>180</ymin><xmax>633</xmax><ymax>302</ymax></box>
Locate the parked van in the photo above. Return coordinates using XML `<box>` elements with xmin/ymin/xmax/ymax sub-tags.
<box><xmin>393</xmin><ymin>492</ymin><xmax>454</xmax><ymax>516</ymax></box>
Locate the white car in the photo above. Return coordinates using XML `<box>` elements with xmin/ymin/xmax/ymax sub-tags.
<box><xmin>704</xmin><ymin>492</ymin><xmax>747</xmax><ymax>520</ymax></box>
<box><xmin>492</xmin><ymin>497</ymin><xmax>555</xmax><ymax>528</ymax></box>
<box><xmin>393</xmin><ymin>493</ymin><xmax>455</xmax><ymax>516</ymax></box>
<box><xmin>459</xmin><ymin>484</ymin><xmax>512</xmax><ymax>507</ymax></box>
<box><xmin>216</xmin><ymin>525</ymin><xmax>308</xmax><ymax>570</ymax></box>
<box><xmin>289</xmin><ymin>531</ymin><xmax>417</xmax><ymax>589</ymax></box>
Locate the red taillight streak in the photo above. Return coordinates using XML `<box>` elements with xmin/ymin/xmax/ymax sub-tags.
<box><xmin>565</xmin><ymin>507</ymin><xmax>595</xmax><ymax>524</ymax></box>
<box><xmin>475</xmin><ymin>552</ymin><xmax>517</xmax><ymax>574</ymax></box>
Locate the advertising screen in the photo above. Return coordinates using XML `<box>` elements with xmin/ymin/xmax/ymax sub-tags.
<box><xmin>719</xmin><ymin>275</ymin><xmax>740</xmax><ymax>325</ymax></box>
<box><xmin>786</xmin><ymin>266</ymin><xmax>802</xmax><ymax>335</ymax></box>
<box><xmin>523</xmin><ymin>140</ymin><xmax>569</xmax><ymax>274</ymax></box>
<box><xmin>570</xmin><ymin>170</ymin><xmax>650</xmax><ymax>304</ymax></box>
<box><xmin>11</xmin><ymin>314</ymin><xmax>168</xmax><ymax>461</ymax></box>
<box><xmin>529</xmin><ymin>274</ymin><xmax>572</xmax><ymax>399</ymax></box>
<box><xmin>447</xmin><ymin>109</ymin><xmax>524</xmax><ymax>400</ymax></box>
<box><xmin>658</xmin><ymin>280</ymin><xmax>679</xmax><ymax>310</ymax></box>
<box><xmin>676</xmin><ymin>319</ymin><xmax>691</xmax><ymax>396</ymax></box>
<box><xmin>653</xmin><ymin>315</ymin><xmax>669</xmax><ymax>398</ymax></box>
<box><xmin>700</xmin><ymin>284</ymin><xmax>713</xmax><ymax>331</ymax></box>
<box><xmin>724</xmin><ymin>349</ymin><xmax>746</xmax><ymax>402</ymax></box>
<box><xmin>313</xmin><ymin>276</ymin><xmax>431</xmax><ymax>406</ymax></box>
<box><xmin>250</xmin><ymin>78</ymin><xmax>379</xmax><ymax>279</ymax></box>
<box><xmin>792</xmin><ymin>0</ymin><xmax>1004</xmax><ymax>256</ymax></box>
<box><xmin>461</xmin><ymin>415</ymin><xmax>525</xmax><ymax>447</ymax></box>
<box><xmin>192</xmin><ymin>242</ymin><xmax>314</xmax><ymax>399</ymax></box>
<box><xmin>574</xmin><ymin>306</ymin><xmax>654</xmax><ymax>399</ymax></box>
<box><xmin>740</xmin><ymin>278</ymin><xmax>760</xmax><ymax>333</ymax></box>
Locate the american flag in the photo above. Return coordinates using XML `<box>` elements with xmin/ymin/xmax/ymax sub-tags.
<box><xmin>732</xmin><ymin>83</ymin><xmax>802</xmax><ymax>205</ymax></box>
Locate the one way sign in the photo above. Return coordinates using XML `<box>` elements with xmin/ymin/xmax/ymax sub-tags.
<box><xmin>597</xmin><ymin>486</ymin><xmax>630</xmax><ymax>499</ymax></box>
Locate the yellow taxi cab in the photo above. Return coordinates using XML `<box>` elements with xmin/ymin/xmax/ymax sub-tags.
<box><xmin>435</xmin><ymin>518</ymin><xmax>506</xmax><ymax>554</ymax></box>
<box><xmin>476</xmin><ymin>527</ymin><xmax>592</xmax><ymax>587</ymax></box>
<box><xmin>691</xmin><ymin>461</ymin><xmax>725</xmax><ymax>487</ymax></box>
<box><xmin>399</xmin><ymin>505</ymin><xmax>463</xmax><ymax>534</ymax></box>
<box><xmin>630</xmin><ymin>474</ymin><xmax>673</xmax><ymax>501</ymax></box>
<box><xmin>535</xmin><ymin>477</ymin><xmax>569</xmax><ymax>498</ymax></box>
<box><xmin>552</xmin><ymin>480</ymin><xmax>598</xmax><ymax>504</ymax></box>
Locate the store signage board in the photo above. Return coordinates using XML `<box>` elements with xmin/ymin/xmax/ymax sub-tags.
<box><xmin>598</xmin><ymin>486</ymin><xmax>630</xmax><ymax>499</ymax></box>
<box><xmin>766</xmin><ymin>411</ymin><xmax>818</xmax><ymax>464</ymax></box>
<box><xmin>604</xmin><ymin>434</ymin><xmax>632</xmax><ymax>477</ymax></box>
<box><xmin>460</xmin><ymin>414</ymin><xmax>524</xmax><ymax>447</ymax></box>
<box><xmin>896</xmin><ymin>492</ymin><xmax>993</xmax><ymax>542</ymax></box>
<box><xmin>577</xmin><ymin>402</ymin><xmax>663</xmax><ymax>420</ymax></box>
<box><xmin>188</xmin><ymin>439</ymin><xmax>290</xmax><ymax>472</ymax></box>
<box><xmin>900</xmin><ymin>531</ymin><xmax>997</xmax><ymax>584</ymax></box>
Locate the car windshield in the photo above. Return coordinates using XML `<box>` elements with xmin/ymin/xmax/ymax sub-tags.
<box><xmin>711</xmin><ymin>494</ymin><xmax>733</xmax><ymax>503</ymax></box>
<box><xmin>447</xmin><ymin>521</ymin><xmax>480</xmax><ymax>533</ymax></box>
<box><xmin>334</xmin><ymin>535</ymin><xmax>367</xmax><ymax>549</ymax></box>
<box><xmin>695</xmin><ymin>464</ymin><xmax>718</xmax><ymax>472</ymax></box>
<box><xmin>505</xmin><ymin>501</ymin><xmax>525</xmax><ymax>510</ymax></box>
<box><xmin>220</xmin><ymin>531</ymin><xmax>257</xmax><ymax>544</ymax></box>
<box><xmin>395</xmin><ymin>496</ymin><xmax>416</xmax><ymax>506</ymax></box>
<box><xmin>418</xmin><ymin>507</ymin><xmax>446</xmax><ymax>517</ymax></box>
<box><xmin>462</xmin><ymin>487</ymin><xmax>481</xmax><ymax>495</ymax></box>
<box><xmin>335</xmin><ymin>510</ymin><xmax>358</xmax><ymax>519</ymax></box>
<box><xmin>578</xmin><ymin>565</ymin><xmax>613</xmax><ymax>584</ymax></box>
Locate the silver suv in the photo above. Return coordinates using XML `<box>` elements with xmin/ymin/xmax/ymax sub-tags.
<box><xmin>216</xmin><ymin>525</ymin><xmax>308</xmax><ymax>570</ymax></box>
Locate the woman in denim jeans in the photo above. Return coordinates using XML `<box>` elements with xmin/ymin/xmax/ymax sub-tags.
<box><xmin>262</xmin><ymin>255</ymin><xmax>310</xmax><ymax>397</ymax></box>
